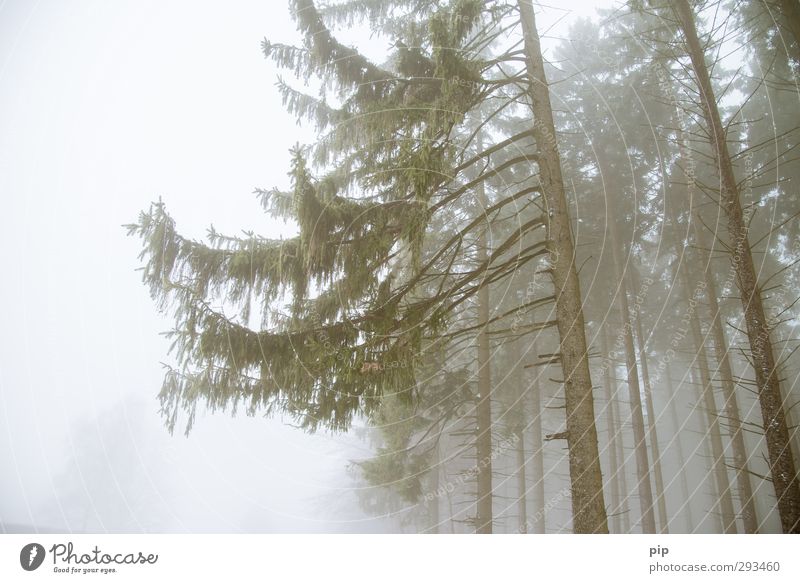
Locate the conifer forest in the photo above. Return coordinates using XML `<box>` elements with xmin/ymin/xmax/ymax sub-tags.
<box><xmin>3</xmin><ymin>0</ymin><xmax>800</xmax><ymax>538</ymax></box>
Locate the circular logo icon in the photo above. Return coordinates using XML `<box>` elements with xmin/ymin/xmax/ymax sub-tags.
<box><xmin>20</xmin><ymin>543</ymin><xmax>46</xmax><ymax>571</ymax></box>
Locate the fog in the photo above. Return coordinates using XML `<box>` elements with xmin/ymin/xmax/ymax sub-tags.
<box><xmin>0</xmin><ymin>0</ymin><xmax>395</xmax><ymax>533</ymax></box>
<box><xmin>2</xmin><ymin>0</ymin><xmax>796</xmax><ymax>535</ymax></box>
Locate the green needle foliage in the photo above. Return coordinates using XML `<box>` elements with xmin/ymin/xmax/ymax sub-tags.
<box><xmin>127</xmin><ymin>0</ymin><xmax>545</xmax><ymax>436</ymax></box>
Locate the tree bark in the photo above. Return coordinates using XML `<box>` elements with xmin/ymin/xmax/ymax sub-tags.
<box><xmin>665</xmin><ymin>365</ymin><xmax>695</xmax><ymax>532</ymax></box>
<box><xmin>511</xmin><ymin>337</ymin><xmax>529</xmax><ymax>533</ymax></box>
<box><xmin>674</xmin><ymin>0</ymin><xmax>800</xmax><ymax>533</ymax></box>
<box><xmin>693</xmin><ymin>226</ymin><xmax>759</xmax><ymax>533</ymax></box>
<box><xmin>681</xmin><ymin>260</ymin><xmax>737</xmax><ymax>533</ymax></box>
<box><xmin>475</xmin><ymin>187</ymin><xmax>493</xmax><ymax>534</ymax></box>
<box><xmin>518</xmin><ymin>0</ymin><xmax>608</xmax><ymax>534</ymax></box>
<box><xmin>428</xmin><ymin>439</ymin><xmax>441</xmax><ymax>533</ymax></box>
<box><xmin>515</xmin><ymin>427</ymin><xmax>528</xmax><ymax>533</ymax></box>
<box><xmin>610</xmin><ymin>348</ymin><xmax>632</xmax><ymax>533</ymax></box>
<box><xmin>445</xmin><ymin>462</ymin><xmax>456</xmax><ymax>534</ymax></box>
<box><xmin>529</xmin><ymin>356</ymin><xmax>546</xmax><ymax>533</ymax></box>
<box><xmin>629</xmin><ymin>266</ymin><xmax>669</xmax><ymax>533</ymax></box>
<box><xmin>605</xmin><ymin>208</ymin><xmax>656</xmax><ymax>533</ymax></box>
<box><xmin>601</xmin><ymin>329</ymin><xmax>624</xmax><ymax>533</ymax></box>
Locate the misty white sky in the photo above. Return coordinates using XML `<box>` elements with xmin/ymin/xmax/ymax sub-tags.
<box><xmin>0</xmin><ymin>0</ymin><xmax>614</xmax><ymax>533</ymax></box>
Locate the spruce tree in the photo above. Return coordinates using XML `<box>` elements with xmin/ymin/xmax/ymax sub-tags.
<box><xmin>671</xmin><ymin>0</ymin><xmax>800</xmax><ymax>534</ymax></box>
<box><xmin>129</xmin><ymin>0</ymin><xmax>611</xmax><ymax>532</ymax></box>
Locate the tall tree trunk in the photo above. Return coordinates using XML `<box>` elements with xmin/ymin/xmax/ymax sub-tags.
<box><xmin>617</xmin><ymin>283</ymin><xmax>656</xmax><ymax>534</ymax></box>
<box><xmin>601</xmin><ymin>330</ymin><xmax>624</xmax><ymax>533</ymax></box>
<box><xmin>511</xmin><ymin>337</ymin><xmax>529</xmax><ymax>533</ymax></box>
<box><xmin>610</xmin><ymin>351</ymin><xmax>632</xmax><ymax>533</ymax></box>
<box><xmin>681</xmin><ymin>261</ymin><xmax>738</xmax><ymax>533</ymax></box>
<box><xmin>475</xmin><ymin>188</ymin><xmax>493</xmax><ymax>534</ymax></box>
<box><xmin>612</xmin><ymin>367</ymin><xmax>632</xmax><ymax>533</ymax></box>
<box><xmin>515</xmin><ymin>428</ymin><xmax>528</xmax><ymax>533</ymax></box>
<box><xmin>665</xmin><ymin>365</ymin><xmax>694</xmax><ymax>532</ymax></box>
<box><xmin>529</xmin><ymin>346</ymin><xmax>546</xmax><ymax>533</ymax></box>
<box><xmin>518</xmin><ymin>0</ymin><xmax>608</xmax><ymax>534</ymax></box>
<box><xmin>695</xmin><ymin>329</ymin><xmax>738</xmax><ymax>533</ymax></box>
<box><xmin>428</xmin><ymin>439</ymin><xmax>441</xmax><ymax>533</ymax></box>
<box><xmin>605</xmin><ymin>210</ymin><xmax>656</xmax><ymax>533</ymax></box>
<box><xmin>693</xmin><ymin>226</ymin><xmax>759</xmax><ymax>533</ymax></box>
<box><xmin>445</xmin><ymin>462</ymin><xmax>456</xmax><ymax>534</ymax></box>
<box><xmin>629</xmin><ymin>266</ymin><xmax>669</xmax><ymax>533</ymax></box>
<box><xmin>688</xmin><ymin>367</ymin><xmax>724</xmax><ymax>533</ymax></box>
<box><xmin>674</xmin><ymin>0</ymin><xmax>800</xmax><ymax>533</ymax></box>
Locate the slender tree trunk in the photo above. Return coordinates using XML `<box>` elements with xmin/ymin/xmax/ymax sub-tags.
<box><xmin>665</xmin><ymin>365</ymin><xmax>694</xmax><ymax>532</ymax></box>
<box><xmin>629</xmin><ymin>266</ymin><xmax>669</xmax><ymax>533</ymax></box>
<box><xmin>617</xmin><ymin>286</ymin><xmax>656</xmax><ymax>534</ymax></box>
<box><xmin>681</xmin><ymin>262</ymin><xmax>737</xmax><ymax>533</ymax></box>
<box><xmin>601</xmin><ymin>330</ymin><xmax>624</xmax><ymax>533</ymax></box>
<box><xmin>674</xmin><ymin>0</ymin><xmax>800</xmax><ymax>533</ymax></box>
<box><xmin>518</xmin><ymin>0</ymin><xmax>608</xmax><ymax>533</ymax></box>
<box><xmin>523</xmin><ymin>313</ymin><xmax>545</xmax><ymax>534</ymax></box>
<box><xmin>511</xmin><ymin>337</ymin><xmax>529</xmax><ymax>533</ymax></box>
<box><xmin>693</xmin><ymin>227</ymin><xmax>759</xmax><ymax>533</ymax></box>
<box><xmin>475</xmin><ymin>186</ymin><xmax>493</xmax><ymax>535</ymax></box>
<box><xmin>445</xmin><ymin>463</ymin><xmax>456</xmax><ymax>534</ymax></box>
<box><xmin>515</xmin><ymin>428</ymin><xmax>528</xmax><ymax>533</ymax></box>
<box><xmin>695</xmin><ymin>328</ymin><xmax>738</xmax><ymax>533</ymax></box>
<box><xmin>529</xmin><ymin>362</ymin><xmax>546</xmax><ymax>533</ymax></box>
<box><xmin>611</xmin><ymin>360</ymin><xmax>632</xmax><ymax>533</ymax></box>
<box><xmin>688</xmin><ymin>367</ymin><xmax>723</xmax><ymax>533</ymax></box>
<box><xmin>673</xmin><ymin>119</ymin><xmax>759</xmax><ymax>533</ymax></box>
<box><xmin>428</xmin><ymin>439</ymin><xmax>441</xmax><ymax>533</ymax></box>
<box><xmin>605</xmin><ymin>211</ymin><xmax>655</xmax><ymax>533</ymax></box>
